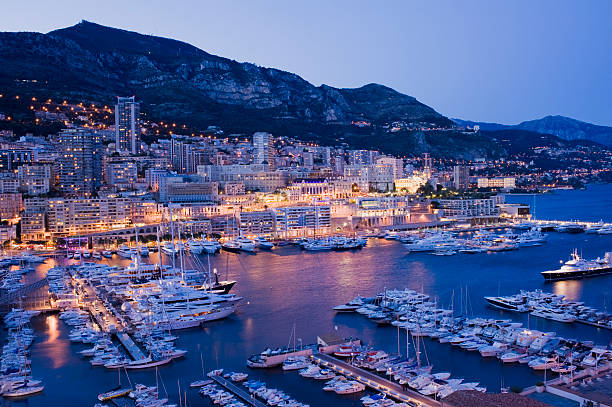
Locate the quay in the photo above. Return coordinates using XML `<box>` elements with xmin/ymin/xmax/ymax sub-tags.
<box><xmin>115</xmin><ymin>331</ymin><xmax>146</xmax><ymax>361</ymax></box>
<box><xmin>209</xmin><ymin>375</ymin><xmax>268</xmax><ymax>407</ymax></box>
<box><xmin>311</xmin><ymin>353</ymin><xmax>441</xmax><ymax>407</ymax></box>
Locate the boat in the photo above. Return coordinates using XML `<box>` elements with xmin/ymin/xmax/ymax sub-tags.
<box><xmin>102</xmin><ymin>250</ymin><xmax>113</xmax><ymax>258</ymax></box>
<box><xmin>484</xmin><ymin>296</ymin><xmax>531</xmax><ymax>312</ymax></box>
<box><xmin>221</xmin><ymin>240</ymin><xmax>241</xmax><ymax>253</ymax></box>
<box><xmin>235</xmin><ymin>237</ymin><xmax>256</xmax><ymax>252</ymax></box>
<box><xmin>3</xmin><ymin>383</ymin><xmax>44</xmax><ymax>397</ymax></box>
<box><xmin>253</xmin><ymin>236</ymin><xmax>274</xmax><ymax>249</ymax></box>
<box><xmin>190</xmin><ymin>379</ymin><xmax>213</xmax><ymax>388</ymax></box>
<box><xmin>97</xmin><ymin>387</ymin><xmax>132</xmax><ymax>401</ymax></box>
<box><xmin>541</xmin><ymin>250</ymin><xmax>612</xmax><ymax>281</ymax></box>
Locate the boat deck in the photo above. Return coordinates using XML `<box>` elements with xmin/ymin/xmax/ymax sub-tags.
<box><xmin>312</xmin><ymin>353</ymin><xmax>441</xmax><ymax>407</ymax></box>
<box><xmin>209</xmin><ymin>375</ymin><xmax>268</xmax><ymax>407</ymax></box>
<box><xmin>115</xmin><ymin>331</ymin><xmax>146</xmax><ymax>361</ymax></box>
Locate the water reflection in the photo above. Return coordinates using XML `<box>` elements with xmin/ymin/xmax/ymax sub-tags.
<box><xmin>43</xmin><ymin>315</ymin><xmax>70</xmax><ymax>369</ymax></box>
<box><xmin>552</xmin><ymin>279</ymin><xmax>583</xmax><ymax>301</ymax></box>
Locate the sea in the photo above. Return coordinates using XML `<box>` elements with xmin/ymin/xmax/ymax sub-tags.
<box><xmin>5</xmin><ymin>184</ymin><xmax>612</xmax><ymax>406</ymax></box>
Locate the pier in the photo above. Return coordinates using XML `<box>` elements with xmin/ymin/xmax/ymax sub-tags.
<box><xmin>115</xmin><ymin>331</ymin><xmax>146</xmax><ymax>361</ymax></box>
<box><xmin>311</xmin><ymin>353</ymin><xmax>441</xmax><ymax>407</ymax></box>
<box><xmin>209</xmin><ymin>375</ymin><xmax>268</xmax><ymax>407</ymax></box>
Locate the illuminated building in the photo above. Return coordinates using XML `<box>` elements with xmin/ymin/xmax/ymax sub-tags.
<box><xmin>57</xmin><ymin>128</ymin><xmax>102</xmax><ymax>197</ymax></box>
<box><xmin>114</xmin><ymin>96</ymin><xmax>140</xmax><ymax>154</ymax></box>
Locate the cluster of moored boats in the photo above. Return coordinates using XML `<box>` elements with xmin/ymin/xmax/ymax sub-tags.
<box><xmin>96</xmin><ymin>382</ymin><xmax>174</xmax><ymax>406</ymax></box>
<box><xmin>199</xmin><ymin>369</ymin><xmax>309</xmax><ymax>407</ymax></box>
<box><xmin>515</xmin><ymin>220</ymin><xmax>612</xmax><ymax>235</ymax></box>
<box><xmin>384</xmin><ymin>228</ymin><xmax>546</xmax><ymax>256</ymax></box>
<box><xmin>485</xmin><ymin>289</ymin><xmax>612</xmax><ymax>328</ymax></box>
<box><xmin>0</xmin><ymin>252</ymin><xmax>45</xmax><ymax>292</ymax></box>
<box><xmin>335</xmin><ymin>289</ymin><xmax>612</xmax><ymax>379</ymax></box>
<box><xmin>293</xmin><ymin>358</ymin><xmax>366</xmax><ymax>394</ymax></box>
<box><xmin>297</xmin><ymin>236</ymin><xmax>368</xmax><ymax>251</ymax></box>
<box><xmin>0</xmin><ymin>309</ymin><xmax>44</xmax><ymax>398</ymax></box>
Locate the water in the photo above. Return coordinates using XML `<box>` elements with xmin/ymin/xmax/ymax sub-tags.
<box><xmin>506</xmin><ymin>183</ymin><xmax>612</xmax><ymax>222</ymax></box>
<box><xmin>6</xmin><ymin>185</ymin><xmax>612</xmax><ymax>406</ymax></box>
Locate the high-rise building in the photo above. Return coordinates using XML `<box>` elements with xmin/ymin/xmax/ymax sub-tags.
<box><xmin>423</xmin><ymin>153</ymin><xmax>433</xmax><ymax>178</ymax></box>
<box><xmin>57</xmin><ymin>128</ymin><xmax>102</xmax><ymax>197</ymax></box>
<box><xmin>252</xmin><ymin>132</ymin><xmax>274</xmax><ymax>170</ymax></box>
<box><xmin>453</xmin><ymin>165</ymin><xmax>470</xmax><ymax>190</ymax></box>
<box><xmin>115</xmin><ymin>96</ymin><xmax>140</xmax><ymax>155</ymax></box>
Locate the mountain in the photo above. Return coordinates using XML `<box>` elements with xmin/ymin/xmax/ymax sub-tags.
<box><xmin>0</xmin><ymin>20</ymin><xmax>485</xmax><ymax>156</ymax></box>
<box><xmin>453</xmin><ymin>116</ymin><xmax>612</xmax><ymax>146</ymax></box>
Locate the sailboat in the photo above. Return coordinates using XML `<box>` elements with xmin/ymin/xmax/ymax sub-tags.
<box><xmin>190</xmin><ymin>353</ymin><xmax>213</xmax><ymax>387</ymax></box>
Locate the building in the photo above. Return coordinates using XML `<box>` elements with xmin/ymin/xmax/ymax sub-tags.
<box><xmin>239</xmin><ymin>210</ymin><xmax>276</xmax><ymax>236</ymax></box>
<box><xmin>145</xmin><ymin>168</ymin><xmax>169</xmax><ymax>192</ymax></box>
<box><xmin>115</xmin><ymin>96</ymin><xmax>140</xmax><ymax>155</ymax></box>
<box><xmin>477</xmin><ymin>177</ymin><xmax>516</xmax><ymax>190</ymax></box>
<box><xmin>104</xmin><ymin>161</ymin><xmax>138</xmax><ymax>189</ymax></box>
<box><xmin>158</xmin><ymin>177</ymin><xmax>219</xmax><ymax>203</ymax></box>
<box><xmin>223</xmin><ymin>182</ymin><xmax>246</xmax><ymax>195</ymax></box>
<box><xmin>274</xmin><ymin>205</ymin><xmax>331</xmax><ymax>238</ymax></box>
<box><xmin>437</xmin><ymin>195</ymin><xmax>504</xmax><ymax>224</ymax></box>
<box><xmin>44</xmin><ymin>197</ymin><xmax>132</xmax><ymax>237</ymax></box>
<box><xmin>56</xmin><ymin>128</ymin><xmax>102</xmax><ymax>197</ymax></box>
<box><xmin>453</xmin><ymin>165</ymin><xmax>470</xmax><ymax>190</ymax></box>
<box><xmin>0</xmin><ymin>149</ymin><xmax>36</xmax><ymax>171</ymax></box>
<box><xmin>0</xmin><ymin>193</ymin><xmax>22</xmax><ymax>221</ymax></box>
<box><xmin>394</xmin><ymin>173</ymin><xmax>428</xmax><ymax>194</ymax></box>
<box><xmin>252</xmin><ymin>132</ymin><xmax>275</xmax><ymax>170</ymax></box>
<box><xmin>376</xmin><ymin>156</ymin><xmax>404</xmax><ymax>179</ymax></box>
<box><xmin>349</xmin><ymin>149</ymin><xmax>377</xmax><ymax>165</ymax></box>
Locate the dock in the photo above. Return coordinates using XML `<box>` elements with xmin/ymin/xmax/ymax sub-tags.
<box><xmin>115</xmin><ymin>331</ymin><xmax>146</xmax><ymax>361</ymax></box>
<box><xmin>311</xmin><ymin>353</ymin><xmax>441</xmax><ymax>407</ymax></box>
<box><xmin>209</xmin><ymin>375</ymin><xmax>268</xmax><ymax>407</ymax></box>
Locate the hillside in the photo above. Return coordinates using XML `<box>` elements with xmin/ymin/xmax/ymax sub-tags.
<box><xmin>454</xmin><ymin>116</ymin><xmax>612</xmax><ymax>146</ymax></box>
<box><xmin>0</xmin><ymin>21</ymin><xmax>480</xmax><ymax>155</ymax></box>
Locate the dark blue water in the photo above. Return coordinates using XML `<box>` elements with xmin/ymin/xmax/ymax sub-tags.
<box><xmin>506</xmin><ymin>184</ymin><xmax>612</xmax><ymax>222</ymax></box>
<box><xmin>6</xmin><ymin>185</ymin><xmax>612</xmax><ymax>406</ymax></box>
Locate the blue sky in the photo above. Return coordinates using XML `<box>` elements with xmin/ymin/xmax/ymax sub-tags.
<box><xmin>3</xmin><ymin>0</ymin><xmax>612</xmax><ymax>125</ymax></box>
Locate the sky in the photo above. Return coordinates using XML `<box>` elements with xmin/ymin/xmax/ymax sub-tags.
<box><xmin>3</xmin><ymin>0</ymin><xmax>612</xmax><ymax>126</ymax></box>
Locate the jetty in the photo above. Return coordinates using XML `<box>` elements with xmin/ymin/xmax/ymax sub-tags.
<box><xmin>115</xmin><ymin>331</ymin><xmax>146</xmax><ymax>361</ymax></box>
<box><xmin>311</xmin><ymin>353</ymin><xmax>441</xmax><ymax>407</ymax></box>
<box><xmin>209</xmin><ymin>375</ymin><xmax>268</xmax><ymax>407</ymax></box>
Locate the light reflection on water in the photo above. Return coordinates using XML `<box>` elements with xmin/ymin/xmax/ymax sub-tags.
<box><xmin>41</xmin><ymin>315</ymin><xmax>70</xmax><ymax>369</ymax></box>
<box><xmin>552</xmin><ymin>280</ymin><xmax>583</xmax><ymax>301</ymax></box>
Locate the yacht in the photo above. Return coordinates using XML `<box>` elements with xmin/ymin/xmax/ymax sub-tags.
<box><xmin>484</xmin><ymin>295</ymin><xmax>531</xmax><ymax>312</ymax></box>
<box><xmin>235</xmin><ymin>237</ymin><xmax>256</xmax><ymax>252</ymax></box>
<box><xmin>187</xmin><ymin>240</ymin><xmax>204</xmax><ymax>254</ymax></box>
<box><xmin>201</xmin><ymin>240</ymin><xmax>221</xmax><ymax>254</ymax></box>
<box><xmin>530</xmin><ymin>307</ymin><xmax>576</xmax><ymax>323</ymax></box>
<box><xmin>541</xmin><ymin>250</ymin><xmax>612</xmax><ymax>281</ymax></box>
<box><xmin>117</xmin><ymin>245</ymin><xmax>138</xmax><ymax>258</ymax></box>
<box><xmin>253</xmin><ymin>236</ymin><xmax>274</xmax><ymax>249</ymax></box>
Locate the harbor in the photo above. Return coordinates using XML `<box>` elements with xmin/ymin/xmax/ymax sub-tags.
<box><xmin>0</xmin><ymin>186</ymin><xmax>609</xmax><ymax>406</ymax></box>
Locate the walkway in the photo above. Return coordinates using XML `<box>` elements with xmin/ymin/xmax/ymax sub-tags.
<box><xmin>209</xmin><ymin>375</ymin><xmax>268</xmax><ymax>407</ymax></box>
<box><xmin>312</xmin><ymin>353</ymin><xmax>441</xmax><ymax>407</ymax></box>
<box><xmin>115</xmin><ymin>331</ymin><xmax>146</xmax><ymax>361</ymax></box>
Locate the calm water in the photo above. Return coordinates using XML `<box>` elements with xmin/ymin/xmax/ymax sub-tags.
<box><xmin>6</xmin><ymin>185</ymin><xmax>612</xmax><ymax>406</ymax></box>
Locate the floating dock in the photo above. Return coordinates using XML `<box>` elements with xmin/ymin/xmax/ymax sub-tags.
<box><xmin>209</xmin><ymin>375</ymin><xmax>268</xmax><ymax>407</ymax></box>
<box><xmin>311</xmin><ymin>353</ymin><xmax>441</xmax><ymax>407</ymax></box>
<box><xmin>115</xmin><ymin>331</ymin><xmax>146</xmax><ymax>361</ymax></box>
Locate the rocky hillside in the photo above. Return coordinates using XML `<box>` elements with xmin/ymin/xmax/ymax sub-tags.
<box><xmin>454</xmin><ymin>116</ymin><xmax>612</xmax><ymax>146</ymax></box>
<box><xmin>0</xmin><ymin>22</ymin><xmax>451</xmax><ymax>135</ymax></box>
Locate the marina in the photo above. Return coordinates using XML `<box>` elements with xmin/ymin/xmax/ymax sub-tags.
<box><xmin>0</xmin><ymin>186</ymin><xmax>609</xmax><ymax>406</ymax></box>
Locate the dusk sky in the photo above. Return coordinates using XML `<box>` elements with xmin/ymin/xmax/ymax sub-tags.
<box><xmin>4</xmin><ymin>0</ymin><xmax>612</xmax><ymax>126</ymax></box>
